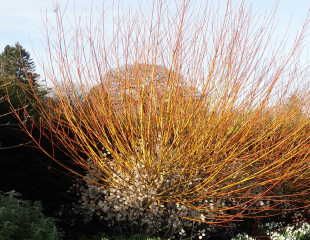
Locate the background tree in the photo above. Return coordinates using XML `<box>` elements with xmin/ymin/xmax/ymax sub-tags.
<box><xmin>0</xmin><ymin>42</ymin><xmax>37</xmax><ymax>83</ymax></box>
<box><xmin>0</xmin><ymin>44</ymin><xmax>74</xmax><ymax>240</ymax></box>
<box><xmin>0</xmin><ymin>43</ymin><xmax>46</xmax><ymax>124</ymax></box>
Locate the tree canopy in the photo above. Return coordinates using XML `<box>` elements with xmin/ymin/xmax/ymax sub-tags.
<box><xmin>0</xmin><ymin>43</ymin><xmax>46</xmax><ymax>124</ymax></box>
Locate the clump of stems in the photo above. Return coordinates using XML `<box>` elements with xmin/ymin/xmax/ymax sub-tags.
<box><xmin>18</xmin><ymin>0</ymin><xmax>309</xmax><ymax>224</ymax></box>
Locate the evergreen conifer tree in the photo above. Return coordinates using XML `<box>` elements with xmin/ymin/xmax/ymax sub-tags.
<box><xmin>0</xmin><ymin>43</ymin><xmax>46</xmax><ymax>124</ymax></box>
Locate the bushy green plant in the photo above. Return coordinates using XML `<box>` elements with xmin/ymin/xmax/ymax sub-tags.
<box><xmin>231</xmin><ymin>222</ymin><xmax>310</xmax><ymax>240</ymax></box>
<box><xmin>111</xmin><ymin>236</ymin><xmax>161</xmax><ymax>240</ymax></box>
<box><xmin>0</xmin><ymin>190</ymin><xmax>59</xmax><ymax>240</ymax></box>
<box><xmin>78</xmin><ymin>234</ymin><xmax>162</xmax><ymax>240</ymax></box>
<box><xmin>231</xmin><ymin>234</ymin><xmax>255</xmax><ymax>240</ymax></box>
<box><xmin>267</xmin><ymin>223</ymin><xmax>310</xmax><ymax>240</ymax></box>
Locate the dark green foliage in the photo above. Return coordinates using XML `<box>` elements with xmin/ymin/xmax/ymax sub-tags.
<box><xmin>0</xmin><ymin>42</ymin><xmax>47</xmax><ymax>124</ymax></box>
<box><xmin>0</xmin><ymin>125</ymin><xmax>78</xmax><ymax>239</ymax></box>
<box><xmin>300</xmin><ymin>233</ymin><xmax>310</xmax><ymax>240</ymax></box>
<box><xmin>0</xmin><ymin>191</ymin><xmax>59</xmax><ymax>240</ymax></box>
<box><xmin>0</xmin><ymin>43</ymin><xmax>36</xmax><ymax>82</ymax></box>
<box><xmin>78</xmin><ymin>234</ymin><xmax>162</xmax><ymax>240</ymax></box>
<box><xmin>111</xmin><ymin>235</ymin><xmax>161</xmax><ymax>240</ymax></box>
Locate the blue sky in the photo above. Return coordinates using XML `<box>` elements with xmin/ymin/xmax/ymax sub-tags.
<box><xmin>0</xmin><ymin>0</ymin><xmax>309</xmax><ymax>75</ymax></box>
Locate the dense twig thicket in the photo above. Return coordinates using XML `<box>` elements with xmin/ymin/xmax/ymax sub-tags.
<box><xmin>17</xmin><ymin>0</ymin><xmax>309</xmax><ymax>225</ymax></box>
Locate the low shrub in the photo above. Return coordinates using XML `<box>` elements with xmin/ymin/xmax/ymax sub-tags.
<box><xmin>232</xmin><ymin>222</ymin><xmax>310</xmax><ymax>240</ymax></box>
<box><xmin>267</xmin><ymin>222</ymin><xmax>310</xmax><ymax>240</ymax></box>
<box><xmin>74</xmin><ymin>222</ymin><xmax>310</xmax><ymax>240</ymax></box>
<box><xmin>78</xmin><ymin>234</ymin><xmax>162</xmax><ymax>240</ymax></box>
<box><xmin>70</xmin><ymin>161</ymin><xmax>236</xmax><ymax>238</ymax></box>
<box><xmin>0</xmin><ymin>190</ymin><xmax>60</xmax><ymax>240</ymax></box>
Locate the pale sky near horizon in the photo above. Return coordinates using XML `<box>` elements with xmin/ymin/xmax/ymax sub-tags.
<box><xmin>0</xmin><ymin>0</ymin><xmax>309</xmax><ymax>76</ymax></box>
